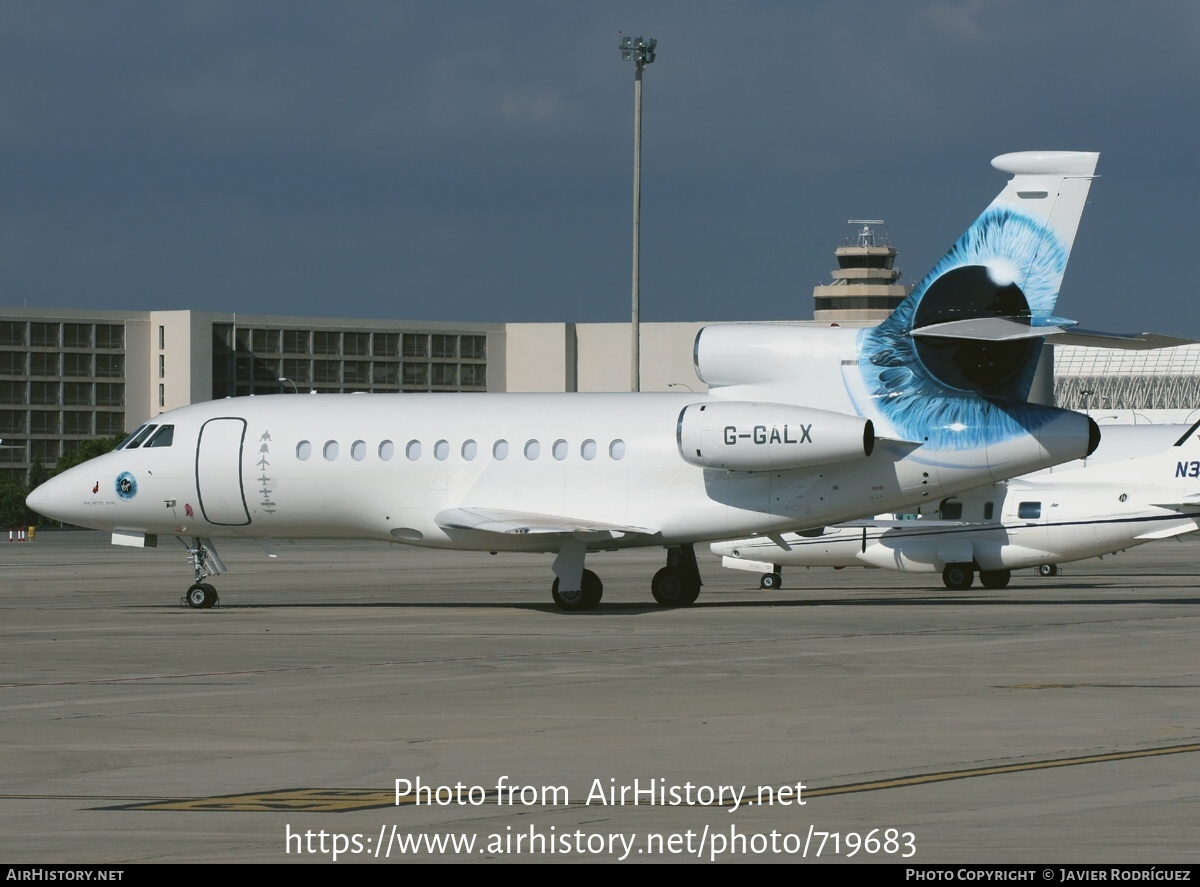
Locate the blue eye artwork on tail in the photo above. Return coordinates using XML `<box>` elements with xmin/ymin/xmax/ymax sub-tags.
<box><xmin>850</xmin><ymin>207</ymin><xmax>1068</xmax><ymax>450</ymax></box>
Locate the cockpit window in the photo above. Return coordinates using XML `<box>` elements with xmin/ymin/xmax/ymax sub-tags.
<box><xmin>144</xmin><ymin>425</ymin><xmax>175</xmax><ymax>448</ymax></box>
<box><xmin>118</xmin><ymin>424</ymin><xmax>158</xmax><ymax>449</ymax></box>
<box><xmin>116</xmin><ymin>425</ymin><xmax>147</xmax><ymax>449</ymax></box>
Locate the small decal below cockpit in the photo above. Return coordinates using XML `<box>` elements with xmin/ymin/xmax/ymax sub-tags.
<box><xmin>115</xmin><ymin>472</ymin><xmax>138</xmax><ymax>500</ymax></box>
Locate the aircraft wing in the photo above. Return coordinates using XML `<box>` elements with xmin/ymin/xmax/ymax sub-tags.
<box><xmin>435</xmin><ymin>507</ymin><xmax>659</xmax><ymax>540</ymax></box>
<box><xmin>838</xmin><ymin>518</ymin><xmax>970</xmax><ymax>528</ymax></box>
<box><xmin>1147</xmin><ymin>495</ymin><xmax>1200</xmax><ymax>509</ymax></box>
<box><xmin>1134</xmin><ymin>523</ymin><xmax>1200</xmax><ymax>541</ymax></box>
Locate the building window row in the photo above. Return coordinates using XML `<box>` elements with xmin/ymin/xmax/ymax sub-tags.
<box><xmin>0</xmin><ymin>410</ymin><xmax>125</xmax><ymax>437</ymax></box>
<box><xmin>295</xmin><ymin>437</ymin><xmax>626</xmax><ymax>464</ymax></box>
<box><xmin>217</xmin><ymin>326</ymin><xmax>486</xmax><ymax>361</ymax></box>
<box><xmin>218</xmin><ymin>358</ymin><xmax>486</xmax><ymax>392</ymax></box>
<box><xmin>0</xmin><ymin>321</ymin><xmax>124</xmax><ymax>349</ymax></box>
<box><xmin>213</xmin><ymin>324</ymin><xmax>490</xmax><ymax>398</ymax></box>
<box><xmin>813</xmin><ymin>296</ymin><xmax>904</xmax><ymax>312</ymax></box>
<box><xmin>0</xmin><ymin>351</ymin><xmax>124</xmax><ymax>378</ymax></box>
<box><xmin>0</xmin><ymin>380</ymin><xmax>124</xmax><ymax>406</ymax></box>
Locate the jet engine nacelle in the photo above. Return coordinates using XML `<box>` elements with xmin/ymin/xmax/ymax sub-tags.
<box><xmin>677</xmin><ymin>402</ymin><xmax>875</xmax><ymax>472</ymax></box>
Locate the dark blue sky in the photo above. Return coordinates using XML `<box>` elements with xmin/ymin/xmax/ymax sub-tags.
<box><xmin>2</xmin><ymin>1</ymin><xmax>1197</xmax><ymax>335</ymax></box>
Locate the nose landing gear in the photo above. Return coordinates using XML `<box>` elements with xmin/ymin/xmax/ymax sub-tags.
<box><xmin>178</xmin><ymin>536</ymin><xmax>225</xmax><ymax>609</ymax></box>
<box><xmin>186</xmin><ymin>582</ymin><xmax>219</xmax><ymax>609</ymax></box>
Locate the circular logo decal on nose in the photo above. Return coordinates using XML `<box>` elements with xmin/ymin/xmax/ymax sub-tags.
<box><xmin>115</xmin><ymin>472</ymin><xmax>138</xmax><ymax>500</ymax></box>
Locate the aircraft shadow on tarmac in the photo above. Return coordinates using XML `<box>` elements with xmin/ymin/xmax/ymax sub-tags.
<box><xmin>141</xmin><ymin>590</ymin><xmax>1200</xmax><ymax>613</ymax></box>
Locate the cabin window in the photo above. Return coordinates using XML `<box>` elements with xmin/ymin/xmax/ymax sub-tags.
<box><xmin>939</xmin><ymin>500</ymin><xmax>962</xmax><ymax>520</ymax></box>
<box><xmin>581</xmin><ymin>439</ymin><xmax>597</xmax><ymax>461</ymax></box>
<box><xmin>524</xmin><ymin>439</ymin><xmax>540</xmax><ymax>460</ymax></box>
<box><xmin>609</xmin><ymin>439</ymin><xmax>626</xmax><ymax>460</ymax></box>
<box><xmin>983</xmin><ymin>502</ymin><xmax>994</xmax><ymax>521</ymax></box>
<box><xmin>1018</xmin><ymin>501</ymin><xmax>1041</xmax><ymax>520</ymax></box>
<box><xmin>323</xmin><ymin>440</ymin><xmax>339</xmax><ymax>461</ymax></box>
<box><xmin>145</xmin><ymin>425</ymin><xmax>174</xmax><ymax>448</ymax></box>
<box><xmin>434</xmin><ymin>439</ymin><xmax>449</xmax><ymax>461</ymax></box>
<box><xmin>378</xmin><ymin>440</ymin><xmax>395</xmax><ymax>461</ymax></box>
<box><xmin>351</xmin><ymin>440</ymin><xmax>366</xmax><ymax>461</ymax></box>
<box><xmin>493</xmin><ymin>439</ymin><xmax>509</xmax><ymax>460</ymax></box>
<box><xmin>296</xmin><ymin>440</ymin><xmax>312</xmax><ymax>461</ymax></box>
<box><xmin>406</xmin><ymin>440</ymin><xmax>422</xmax><ymax>461</ymax></box>
<box><xmin>461</xmin><ymin>439</ymin><xmax>477</xmax><ymax>460</ymax></box>
<box><xmin>552</xmin><ymin>439</ymin><xmax>568</xmax><ymax>460</ymax></box>
<box><xmin>120</xmin><ymin>424</ymin><xmax>158</xmax><ymax>449</ymax></box>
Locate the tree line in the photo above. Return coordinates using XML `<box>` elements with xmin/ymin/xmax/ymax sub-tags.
<box><xmin>0</xmin><ymin>435</ymin><xmax>124</xmax><ymax>528</ymax></box>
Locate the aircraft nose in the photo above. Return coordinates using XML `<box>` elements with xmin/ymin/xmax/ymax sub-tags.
<box><xmin>26</xmin><ymin>474</ymin><xmax>61</xmax><ymax>521</ymax></box>
<box><xmin>26</xmin><ymin>469</ymin><xmax>84</xmax><ymax>524</ymax></box>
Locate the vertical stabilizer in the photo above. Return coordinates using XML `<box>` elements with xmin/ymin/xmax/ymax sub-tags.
<box><xmin>849</xmin><ymin>151</ymin><xmax>1100</xmax><ymax>449</ymax></box>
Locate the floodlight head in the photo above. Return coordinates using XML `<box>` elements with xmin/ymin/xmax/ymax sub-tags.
<box><xmin>619</xmin><ymin>34</ymin><xmax>657</xmax><ymax>65</ymax></box>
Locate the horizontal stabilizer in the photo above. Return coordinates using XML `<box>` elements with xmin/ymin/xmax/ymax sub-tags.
<box><xmin>1043</xmin><ymin>329</ymin><xmax>1195</xmax><ymax>350</ymax></box>
<box><xmin>436</xmin><ymin>507</ymin><xmax>658</xmax><ymax>539</ymax></box>
<box><xmin>912</xmin><ymin>316</ymin><xmax>1069</xmax><ymax>342</ymax></box>
<box><xmin>721</xmin><ymin>555</ymin><xmax>773</xmax><ymax>575</ymax></box>
<box><xmin>912</xmin><ymin>318</ymin><xmax>1193</xmax><ymax>350</ymax></box>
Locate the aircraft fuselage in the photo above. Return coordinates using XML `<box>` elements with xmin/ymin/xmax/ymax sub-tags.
<box><xmin>31</xmin><ymin>391</ymin><xmax>1091</xmax><ymax>553</ymax></box>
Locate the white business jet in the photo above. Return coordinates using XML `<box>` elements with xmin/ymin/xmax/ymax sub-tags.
<box><xmin>28</xmin><ymin>151</ymin><xmax>1107</xmax><ymax>610</ymax></box>
<box><xmin>713</xmin><ymin>421</ymin><xmax>1200</xmax><ymax>590</ymax></box>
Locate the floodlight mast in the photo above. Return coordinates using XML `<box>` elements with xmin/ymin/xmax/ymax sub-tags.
<box><xmin>620</xmin><ymin>34</ymin><xmax>656</xmax><ymax>392</ymax></box>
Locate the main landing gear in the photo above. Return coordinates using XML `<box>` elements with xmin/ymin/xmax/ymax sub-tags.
<box><xmin>979</xmin><ymin>569</ymin><xmax>1011</xmax><ymax>589</ymax></box>
<box><xmin>549</xmin><ymin>542</ymin><xmax>704</xmax><ymax>611</ymax></box>
<box><xmin>650</xmin><ymin>545</ymin><xmax>703</xmax><ymax>607</ymax></box>
<box><xmin>941</xmin><ymin>564</ymin><xmax>1012</xmax><ymax>590</ymax></box>
<box><xmin>552</xmin><ymin>569</ymin><xmax>603</xmax><ymax>611</ymax></box>
<box><xmin>941</xmin><ymin>563</ymin><xmax>974</xmax><ymax>590</ymax></box>
<box><xmin>179</xmin><ymin>536</ymin><xmax>224</xmax><ymax>609</ymax></box>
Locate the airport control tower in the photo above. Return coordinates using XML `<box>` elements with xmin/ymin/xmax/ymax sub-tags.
<box><xmin>812</xmin><ymin>220</ymin><xmax>911</xmax><ymax>323</ymax></box>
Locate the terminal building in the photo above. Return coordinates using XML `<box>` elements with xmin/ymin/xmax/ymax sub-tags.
<box><xmin>3</xmin><ymin>227</ymin><xmax>1197</xmax><ymax>481</ymax></box>
<box><xmin>0</xmin><ymin>307</ymin><xmax>705</xmax><ymax>481</ymax></box>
